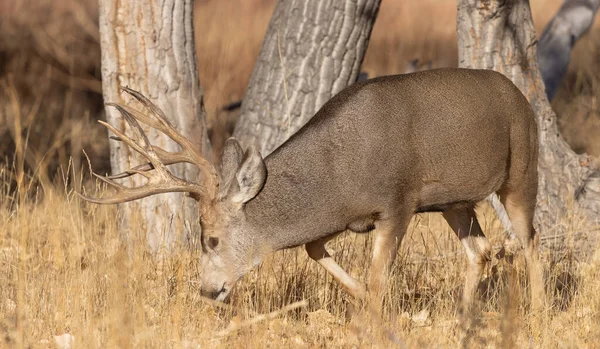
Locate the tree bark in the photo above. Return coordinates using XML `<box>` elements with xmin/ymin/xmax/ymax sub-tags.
<box><xmin>99</xmin><ymin>0</ymin><xmax>209</xmax><ymax>254</ymax></box>
<box><xmin>457</xmin><ymin>0</ymin><xmax>600</xmax><ymax>250</ymax></box>
<box><xmin>538</xmin><ymin>0</ymin><xmax>600</xmax><ymax>100</ymax></box>
<box><xmin>233</xmin><ymin>0</ymin><xmax>381</xmax><ymax>155</ymax></box>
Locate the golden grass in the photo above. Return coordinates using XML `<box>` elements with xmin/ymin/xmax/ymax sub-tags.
<box><xmin>1</xmin><ymin>164</ymin><xmax>599</xmax><ymax>347</ymax></box>
<box><xmin>1</xmin><ymin>0</ymin><xmax>600</xmax><ymax>347</ymax></box>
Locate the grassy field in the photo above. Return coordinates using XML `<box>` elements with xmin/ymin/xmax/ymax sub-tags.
<box><xmin>1</xmin><ymin>0</ymin><xmax>600</xmax><ymax>347</ymax></box>
<box><xmin>2</xmin><ymin>175</ymin><xmax>599</xmax><ymax>347</ymax></box>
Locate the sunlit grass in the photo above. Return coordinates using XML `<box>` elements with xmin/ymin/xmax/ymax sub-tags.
<box><xmin>1</xmin><ymin>168</ymin><xmax>598</xmax><ymax>347</ymax></box>
<box><xmin>1</xmin><ymin>0</ymin><xmax>599</xmax><ymax>347</ymax></box>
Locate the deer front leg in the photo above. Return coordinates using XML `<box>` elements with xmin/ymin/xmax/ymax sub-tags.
<box><xmin>368</xmin><ymin>217</ymin><xmax>410</xmax><ymax>313</ymax></box>
<box><xmin>306</xmin><ymin>236</ymin><xmax>367</xmax><ymax>300</ymax></box>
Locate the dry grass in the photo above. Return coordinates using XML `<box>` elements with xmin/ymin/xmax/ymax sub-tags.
<box><xmin>1</xmin><ymin>167</ymin><xmax>599</xmax><ymax>347</ymax></box>
<box><xmin>1</xmin><ymin>0</ymin><xmax>600</xmax><ymax>347</ymax></box>
<box><xmin>0</xmin><ymin>0</ymin><xmax>107</xmax><ymax>191</ymax></box>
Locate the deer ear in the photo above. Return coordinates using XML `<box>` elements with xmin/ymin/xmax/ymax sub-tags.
<box><xmin>228</xmin><ymin>145</ymin><xmax>267</xmax><ymax>204</ymax></box>
<box><xmin>220</xmin><ymin>138</ymin><xmax>244</xmax><ymax>193</ymax></box>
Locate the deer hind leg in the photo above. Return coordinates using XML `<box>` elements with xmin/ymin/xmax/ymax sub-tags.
<box><xmin>306</xmin><ymin>234</ymin><xmax>367</xmax><ymax>300</ymax></box>
<box><xmin>498</xmin><ymin>187</ymin><xmax>545</xmax><ymax>312</ymax></box>
<box><xmin>442</xmin><ymin>204</ymin><xmax>492</xmax><ymax>314</ymax></box>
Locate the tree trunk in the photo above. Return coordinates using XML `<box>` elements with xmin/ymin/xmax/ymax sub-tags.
<box><xmin>99</xmin><ymin>0</ymin><xmax>209</xmax><ymax>254</ymax></box>
<box><xmin>457</xmin><ymin>0</ymin><xmax>600</xmax><ymax>251</ymax></box>
<box><xmin>233</xmin><ymin>0</ymin><xmax>381</xmax><ymax>155</ymax></box>
<box><xmin>538</xmin><ymin>0</ymin><xmax>600</xmax><ymax>100</ymax></box>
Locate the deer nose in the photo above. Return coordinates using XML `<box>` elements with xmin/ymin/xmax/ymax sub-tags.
<box><xmin>201</xmin><ymin>285</ymin><xmax>226</xmax><ymax>300</ymax></box>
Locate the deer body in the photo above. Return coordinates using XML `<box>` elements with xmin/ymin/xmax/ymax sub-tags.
<box><xmin>81</xmin><ymin>68</ymin><xmax>544</xmax><ymax>314</ymax></box>
<box><xmin>248</xmin><ymin>68</ymin><xmax>524</xmax><ymax>250</ymax></box>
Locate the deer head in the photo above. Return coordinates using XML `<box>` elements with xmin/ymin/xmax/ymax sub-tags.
<box><xmin>78</xmin><ymin>87</ymin><xmax>267</xmax><ymax>301</ymax></box>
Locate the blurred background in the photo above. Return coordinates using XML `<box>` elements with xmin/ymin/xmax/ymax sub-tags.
<box><xmin>0</xmin><ymin>0</ymin><xmax>598</xmax><ymax>187</ymax></box>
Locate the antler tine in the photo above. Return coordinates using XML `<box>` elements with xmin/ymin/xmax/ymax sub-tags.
<box><xmin>77</xmin><ymin>103</ymin><xmax>210</xmax><ymax>205</ymax></box>
<box><xmin>107</xmin><ymin>145</ymin><xmax>188</xmax><ymax>179</ymax></box>
<box><xmin>112</xmin><ymin>103</ymin><xmax>179</xmax><ymax>180</ymax></box>
<box><xmin>103</xmin><ymin>101</ymin><xmax>216</xmax><ymax>186</ymax></box>
<box><xmin>78</xmin><ymin>88</ymin><xmax>220</xmax><ymax>205</ymax></box>
<box><xmin>76</xmin><ymin>178</ymin><xmax>208</xmax><ymax>205</ymax></box>
<box><xmin>105</xmin><ymin>103</ymin><xmax>197</xmax><ymax>179</ymax></box>
<box><xmin>105</xmin><ymin>102</ymin><xmax>163</xmax><ymax>131</ymax></box>
<box><xmin>93</xmin><ymin>172</ymin><xmax>126</xmax><ymax>189</ymax></box>
<box><xmin>99</xmin><ymin>120</ymin><xmax>149</xmax><ymax>161</ymax></box>
<box><xmin>107</xmin><ymin>162</ymin><xmax>154</xmax><ymax>180</ymax></box>
<box><xmin>120</xmin><ymin>86</ymin><xmax>219</xmax><ymax>193</ymax></box>
<box><xmin>120</xmin><ymin>86</ymin><xmax>174</xmax><ymax>127</ymax></box>
<box><xmin>99</xmin><ymin>111</ymin><xmax>180</xmax><ymax>182</ymax></box>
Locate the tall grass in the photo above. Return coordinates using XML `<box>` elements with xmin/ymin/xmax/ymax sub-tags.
<box><xmin>1</xmin><ymin>162</ymin><xmax>599</xmax><ymax>347</ymax></box>
<box><xmin>1</xmin><ymin>0</ymin><xmax>600</xmax><ymax>347</ymax></box>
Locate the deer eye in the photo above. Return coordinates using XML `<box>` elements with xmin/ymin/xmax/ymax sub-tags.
<box><xmin>207</xmin><ymin>237</ymin><xmax>219</xmax><ymax>250</ymax></box>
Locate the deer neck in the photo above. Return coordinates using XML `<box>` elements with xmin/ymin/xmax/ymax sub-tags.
<box><xmin>242</xmin><ymin>155</ymin><xmax>342</xmax><ymax>252</ymax></box>
<box><xmin>243</xmin><ymin>193</ymin><xmax>311</xmax><ymax>252</ymax></box>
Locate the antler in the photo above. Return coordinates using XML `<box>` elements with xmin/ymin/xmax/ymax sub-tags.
<box><xmin>77</xmin><ymin>86</ymin><xmax>219</xmax><ymax>205</ymax></box>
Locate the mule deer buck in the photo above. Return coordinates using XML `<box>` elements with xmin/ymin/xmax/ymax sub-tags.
<box><xmin>79</xmin><ymin>68</ymin><xmax>544</xmax><ymax>314</ymax></box>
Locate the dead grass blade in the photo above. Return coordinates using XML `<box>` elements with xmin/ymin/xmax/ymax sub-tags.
<box><xmin>215</xmin><ymin>300</ymin><xmax>308</xmax><ymax>337</ymax></box>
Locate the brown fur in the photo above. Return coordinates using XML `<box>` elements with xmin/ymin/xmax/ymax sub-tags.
<box><xmin>202</xmin><ymin>68</ymin><xmax>543</xmax><ymax>312</ymax></box>
<box><xmin>244</xmin><ymin>68</ymin><xmax>537</xmax><ymax>250</ymax></box>
<box><xmin>81</xmin><ymin>68</ymin><xmax>543</xmax><ymax>312</ymax></box>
